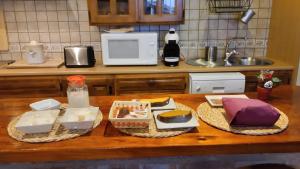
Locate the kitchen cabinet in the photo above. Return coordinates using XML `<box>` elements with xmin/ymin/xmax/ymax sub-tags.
<box><xmin>0</xmin><ymin>77</ymin><xmax>62</xmax><ymax>98</ymax></box>
<box><xmin>114</xmin><ymin>73</ymin><xmax>188</xmax><ymax>95</ymax></box>
<box><xmin>139</xmin><ymin>0</ymin><xmax>184</xmax><ymax>24</ymax></box>
<box><xmin>0</xmin><ymin>70</ymin><xmax>292</xmax><ymax>98</ymax></box>
<box><xmin>61</xmin><ymin>75</ymin><xmax>114</xmax><ymax>96</ymax></box>
<box><xmin>88</xmin><ymin>0</ymin><xmax>138</xmax><ymax>25</ymax></box>
<box><xmin>242</xmin><ymin>70</ymin><xmax>292</xmax><ymax>92</ymax></box>
<box><xmin>87</xmin><ymin>0</ymin><xmax>184</xmax><ymax>25</ymax></box>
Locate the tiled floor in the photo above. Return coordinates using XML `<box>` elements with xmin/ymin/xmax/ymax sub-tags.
<box><xmin>1</xmin><ymin>153</ymin><xmax>300</xmax><ymax>169</ymax></box>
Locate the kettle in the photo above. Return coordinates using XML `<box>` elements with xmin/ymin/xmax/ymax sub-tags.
<box><xmin>23</xmin><ymin>41</ymin><xmax>47</xmax><ymax>64</ymax></box>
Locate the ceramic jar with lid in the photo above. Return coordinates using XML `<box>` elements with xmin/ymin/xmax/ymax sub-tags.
<box><xmin>23</xmin><ymin>41</ymin><xmax>47</xmax><ymax>64</ymax></box>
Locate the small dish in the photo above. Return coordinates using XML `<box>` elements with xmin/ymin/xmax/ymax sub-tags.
<box><xmin>153</xmin><ymin>110</ymin><xmax>199</xmax><ymax>130</ymax></box>
<box><xmin>30</xmin><ymin>99</ymin><xmax>61</xmax><ymax>111</ymax></box>
<box><xmin>205</xmin><ymin>94</ymin><xmax>249</xmax><ymax>107</ymax></box>
<box><xmin>15</xmin><ymin>110</ymin><xmax>60</xmax><ymax>134</ymax></box>
<box><xmin>60</xmin><ymin>107</ymin><xmax>99</xmax><ymax>130</ymax></box>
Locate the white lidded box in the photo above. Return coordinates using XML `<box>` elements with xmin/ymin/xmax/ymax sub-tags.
<box><xmin>109</xmin><ymin>101</ymin><xmax>151</xmax><ymax>129</ymax></box>
<box><xmin>15</xmin><ymin>110</ymin><xmax>60</xmax><ymax>134</ymax></box>
<box><xmin>30</xmin><ymin>99</ymin><xmax>61</xmax><ymax>111</ymax></box>
<box><xmin>60</xmin><ymin>107</ymin><xmax>99</xmax><ymax>130</ymax></box>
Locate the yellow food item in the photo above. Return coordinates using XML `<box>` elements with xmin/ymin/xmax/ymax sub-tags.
<box><xmin>140</xmin><ymin>97</ymin><xmax>170</xmax><ymax>107</ymax></box>
<box><xmin>158</xmin><ymin>110</ymin><xmax>192</xmax><ymax>123</ymax></box>
<box><xmin>159</xmin><ymin>110</ymin><xmax>191</xmax><ymax>118</ymax></box>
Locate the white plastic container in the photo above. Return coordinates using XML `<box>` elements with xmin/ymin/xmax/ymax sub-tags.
<box><xmin>60</xmin><ymin>107</ymin><xmax>99</xmax><ymax>130</ymax></box>
<box><xmin>30</xmin><ymin>99</ymin><xmax>61</xmax><ymax>111</ymax></box>
<box><xmin>15</xmin><ymin>110</ymin><xmax>60</xmax><ymax>134</ymax></box>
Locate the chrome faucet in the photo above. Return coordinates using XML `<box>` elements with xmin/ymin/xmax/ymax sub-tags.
<box><xmin>224</xmin><ymin>37</ymin><xmax>247</xmax><ymax>66</ymax></box>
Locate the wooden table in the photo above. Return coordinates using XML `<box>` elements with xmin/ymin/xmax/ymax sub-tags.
<box><xmin>0</xmin><ymin>86</ymin><xmax>300</xmax><ymax>163</ymax></box>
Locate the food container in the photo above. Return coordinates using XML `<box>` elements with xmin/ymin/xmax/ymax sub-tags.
<box><xmin>30</xmin><ymin>99</ymin><xmax>61</xmax><ymax>111</ymax></box>
<box><xmin>109</xmin><ymin>101</ymin><xmax>151</xmax><ymax>129</ymax></box>
<box><xmin>15</xmin><ymin>110</ymin><xmax>60</xmax><ymax>134</ymax></box>
<box><xmin>60</xmin><ymin>107</ymin><xmax>99</xmax><ymax>130</ymax></box>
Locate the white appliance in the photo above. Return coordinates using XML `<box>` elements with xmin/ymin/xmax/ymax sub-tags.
<box><xmin>189</xmin><ymin>73</ymin><xmax>245</xmax><ymax>94</ymax></box>
<box><xmin>101</xmin><ymin>33</ymin><xmax>158</xmax><ymax>65</ymax></box>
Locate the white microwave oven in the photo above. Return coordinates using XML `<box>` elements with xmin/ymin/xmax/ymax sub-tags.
<box><xmin>101</xmin><ymin>33</ymin><xmax>158</xmax><ymax>66</ymax></box>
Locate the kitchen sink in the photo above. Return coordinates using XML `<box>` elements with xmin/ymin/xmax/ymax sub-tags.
<box><xmin>186</xmin><ymin>57</ymin><xmax>273</xmax><ymax>67</ymax></box>
<box><xmin>227</xmin><ymin>56</ymin><xmax>273</xmax><ymax>66</ymax></box>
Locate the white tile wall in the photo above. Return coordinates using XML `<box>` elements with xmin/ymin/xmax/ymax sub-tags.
<box><xmin>0</xmin><ymin>0</ymin><xmax>272</xmax><ymax>61</ymax></box>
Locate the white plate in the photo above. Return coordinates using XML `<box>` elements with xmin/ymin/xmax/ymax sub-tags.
<box><xmin>205</xmin><ymin>94</ymin><xmax>249</xmax><ymax>107</ymax></box>
<box><xmin>153</xmin><ymin>110</ymin><xmax>199</xmax><ymax>130</ymax></box>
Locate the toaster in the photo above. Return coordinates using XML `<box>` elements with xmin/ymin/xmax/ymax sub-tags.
<box><xmin>64</xmin><ymin>46</ymin><xmax>96</xmax><ymax>68</ymax></box>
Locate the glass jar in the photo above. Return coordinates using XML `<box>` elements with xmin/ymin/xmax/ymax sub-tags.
<box><xmin>67</xmin><ymin>75</ymin><xmax>90</xmax><ymax>108</ymax></box>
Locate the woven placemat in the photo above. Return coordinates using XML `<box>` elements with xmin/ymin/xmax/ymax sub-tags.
<box><xmin>7</xmin><ymin>110</ymin><xmax>103</xmax><ymax>143</ymax></box>
<box><xmin>118</xmin><ymin>102</ymin><xmax>198</xmax><ymax>138</ymax></box>
<box><xmin>197</xmin><ymin>102</ymin><xmax>289</xmax><ymax>136</ymax></box>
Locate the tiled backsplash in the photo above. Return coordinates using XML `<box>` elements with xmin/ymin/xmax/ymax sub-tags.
<box><xmin>0</xmin><ymin>0</ymin><xmax>272</xmax><ymax>61</ymax></box>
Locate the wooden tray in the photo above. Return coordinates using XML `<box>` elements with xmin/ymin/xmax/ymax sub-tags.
<box><xmin>6</xmin><ymin>59</ymin><xmax>64</xmax><ymax>69</ymax></box>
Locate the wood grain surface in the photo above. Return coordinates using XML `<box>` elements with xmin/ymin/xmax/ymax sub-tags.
<box><xmin>0</xmin><ymin>10</ymin><xmax>8</xmax><ymax>51</ymax></box>
<box><xmin>0</xmin><ymin>85</ymin><xmax>300</xmax><ymax>163</ymax></box>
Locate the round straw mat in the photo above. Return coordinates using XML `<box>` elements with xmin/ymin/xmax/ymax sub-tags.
<box><xmin>7</xmin><ymin>110</ymin><xmax>103</xmax><ymax>143</ymax></box>
<box><xmin>197</xmin><ymin>102</ymin><xmax>289</xmax><ymax>136</ymax></box>
<box><xmin>118</xmin><ymin>102</ymin><xmax>197</xmax><ymax>138</ymax></box>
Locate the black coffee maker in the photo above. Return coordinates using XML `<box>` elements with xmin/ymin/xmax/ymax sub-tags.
<box><xmin>162</xmin><ymin>28</ymin><xmax>180</xmax><ymax>67</ymax></box>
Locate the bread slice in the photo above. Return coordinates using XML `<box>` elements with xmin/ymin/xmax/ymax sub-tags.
<box><xmin>157</xmin><ymin>110</ymin><xmax>192</xmax><ymax>123</ymax></box>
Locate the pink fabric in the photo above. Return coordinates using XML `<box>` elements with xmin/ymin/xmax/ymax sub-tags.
<box><xmin>222</xmin><ymin>98</ymin><xmax>280</xmax><ymax>126</ymax></box>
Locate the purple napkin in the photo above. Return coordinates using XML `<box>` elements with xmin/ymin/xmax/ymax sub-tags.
<box><xmin>222</xmin><ymin>98</ymin><xmax>280</xmax><ymax>126</ymax></box>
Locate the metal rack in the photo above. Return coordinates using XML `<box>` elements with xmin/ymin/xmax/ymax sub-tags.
<box><xmin>208</xmin><ymin>0</ymin><xmax>252</xmax><ymax>13</ymax></box>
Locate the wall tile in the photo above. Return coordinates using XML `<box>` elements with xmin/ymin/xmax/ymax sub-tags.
<box><xmin>0</xmin><ymin>0</ymin><xmax>273</xmax><ymax>60</ymax></box>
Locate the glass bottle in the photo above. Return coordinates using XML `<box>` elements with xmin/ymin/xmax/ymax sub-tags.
<box><xmin>67</xmin><ymin>75</ymin><xmax>90</xmax><ymax>108</ymax></box>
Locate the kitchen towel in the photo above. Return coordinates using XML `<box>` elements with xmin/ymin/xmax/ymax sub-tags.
<box><xmin>222</xmin><ymin>98</ymin><xmax>280</xmax><ymax>126</ymax></box>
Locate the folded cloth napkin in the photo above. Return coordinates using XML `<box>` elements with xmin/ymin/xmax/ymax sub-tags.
<box><xmin>222</xmin><ymin>98</ymin><xmax>280</xmax><ymax>127</ymax></box>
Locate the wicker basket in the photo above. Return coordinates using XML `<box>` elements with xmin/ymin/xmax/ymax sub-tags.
<box><xmin>109</xmin><ymin>101</ymin><xmax>151</xmax><ymax>129</ymax></box>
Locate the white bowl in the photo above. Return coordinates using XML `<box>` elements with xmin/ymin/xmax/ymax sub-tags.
<box><xmin>15</xmin><ymin>110</ymin><xmax>60</xmax><ymax>134</ymax></box>
<box><xmin>60</xmin><ymin>107</ymin><xmax>99</xmax><ymax>130</ymax></box>
<box><xmin>30</xmin><ymin>99</ymin><xmax>61</xmax><ymax>111</ymax></box>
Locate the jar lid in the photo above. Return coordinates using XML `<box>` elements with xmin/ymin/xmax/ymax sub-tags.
<box><xmin>67</xmin><ymin>75</ymin><xmax>86</xmax><ymax>87</ymax></box>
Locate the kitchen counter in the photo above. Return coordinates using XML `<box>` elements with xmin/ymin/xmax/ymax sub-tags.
<box><xmin>1</xmin><ymin>85</ymin><xmax>300</xmax><ymax>163</ymax></box>
<box><xmin>0</xmin><ymin>58</ymin><xmax>294</xmax><ymax>77</ymax></box>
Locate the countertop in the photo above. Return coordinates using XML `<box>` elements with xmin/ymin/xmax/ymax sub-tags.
<box><xmin>0</xmin><ymin>58</ymin><xmax>294</xmax><ymax>77</ymax></box>
<box><xmin>1</xmin><ymin>85</ymin><xmax>300</xmax><ymax>163</ymax></box>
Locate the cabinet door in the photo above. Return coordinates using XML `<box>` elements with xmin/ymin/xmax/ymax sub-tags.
<box><xmin>0</xmin><ymin>77</ymin><xmax>62</xmax><ymax>98</ymax></box>
<box><xmin>88</xmin><ymin>0</ymin><xmax>138</xmax><ymax>25</ymax></box>
<box><xmin>61</xmin><ymin>76</ymin><xmax>114</xmax><ymax>96</ymax></box>
<box><xmin>115</xmin><ymin>73</ymin><xmax>187</xmax><ymax>95</ymax></box>
<box><xmin>139</xmin><ymin>0</ymin><xmax>184</xmax><ymax>24</ymax></box>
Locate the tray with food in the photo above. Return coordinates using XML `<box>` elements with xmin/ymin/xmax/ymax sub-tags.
<box><xmin>108</xmin><ymin>101</ymin><xmax>152</xmax><ymax>129</ymax></box>
<box><xmin>108</xmin><ymin>99</ymin><xmax>199</xmax><ymax>138</ymax></box>
<box><xmin>153</xmin><ymin>109</ymin><xmax>199</xmax><ymax>130</ymax></box>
